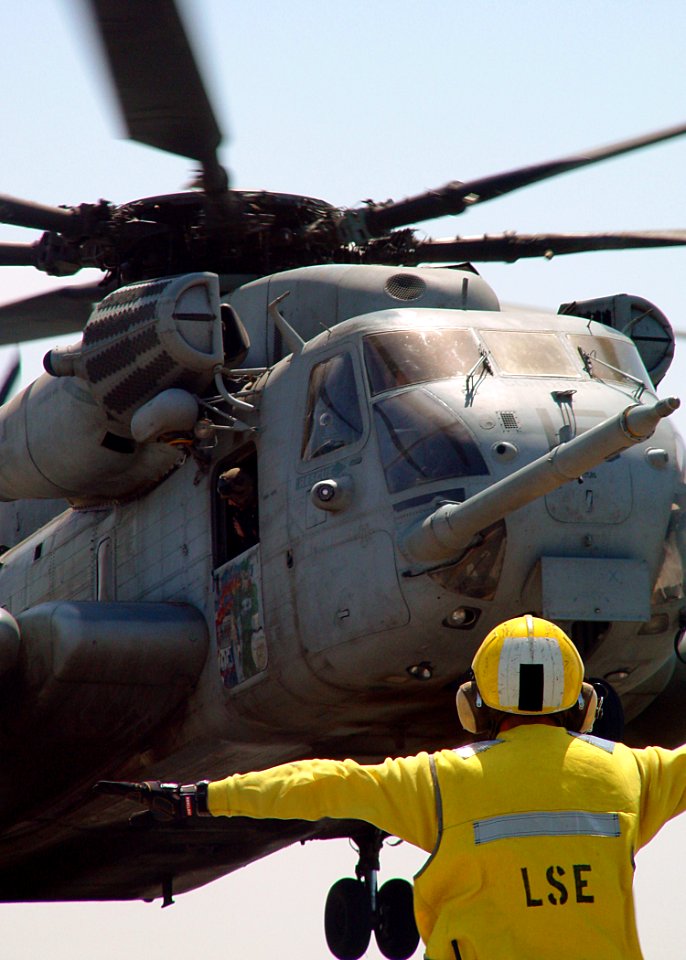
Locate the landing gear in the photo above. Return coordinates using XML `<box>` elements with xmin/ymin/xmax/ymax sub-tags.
<box><xmin>324</xmin><ymin>878</ymin><xmax>372</xmax><ymax>960</ymax></box>
<box><xmin>375</xmin><ymin>878</ymin><xmax>419</xmax><ymax>960</ymax></box>
<box><xmin>324</xmin><ymin>827</ymin><xmax>420</xmax><ymax>960</ymax></box>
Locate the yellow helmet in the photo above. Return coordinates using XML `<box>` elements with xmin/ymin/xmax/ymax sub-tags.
<box><xmin>472</xmin><ymin>614</ymin><xmax>583</xmax><ymax>715</ymax></box>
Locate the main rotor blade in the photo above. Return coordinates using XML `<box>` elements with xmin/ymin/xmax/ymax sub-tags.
<box><xmin>405</xmin><ymin>230</ymin><xmax>686</xmax><ymax>264</ymax></box>
<box><xmin>404</xmin><ymin>230</ymin><xmax>686</xmax><ymax>264</ymax></box>
<box><xmin>0</xmin><ymin>351</ymin><xmax>20</xmax><ymax>405</ymax></box>
<box><xmin>0</xmin><ymin>196</ymin><xmax>75</xmax><ymax>234</ymax></box>
<box><xmin>85</xmin><ymin>0</ymin><xmax>227</xmax><ymax>190</ymax></box>
<box><xmin>358</xmin><ymin>121</ymin><xmax>686</xmax><ymax>236</ymax></box>
<box><xmin>0</xmin><ymin>242</ymin><xmax>41</xmax><ymax>267</ymax></box>
<box><xmin>0</xmin><ymin>282</ymin><xmax>105</xmax><ymax>346</ymax></box>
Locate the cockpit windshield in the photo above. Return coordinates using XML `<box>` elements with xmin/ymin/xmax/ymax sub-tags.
<box><xmin>373</xmin><ymin>388</ymin><xmax>488</xmax><ymax>493</ymax></box>
<box><xmin>363</xmin><ymin>325</ymin><xmax>653</xmax><ymax>396</ymax></box>
<box><xmin>479</xmin><ymin>331</ymin><xmax>579</xmax><ymax>376</ymax></box>
<box><xmin>364</xmin><ymin>328</ymin><xmax>481</xmax><ymax>395</ymax></box>
<box><xmin>568</xmin><ymin>334</ymin><xmax>653</xmax><ymax>390</ymax></box>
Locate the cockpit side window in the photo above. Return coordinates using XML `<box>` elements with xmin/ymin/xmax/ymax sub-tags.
<box><xmin>301</xmin><ymin>353</ymin><xmax>364</xmax><ymax>460</ymax></box>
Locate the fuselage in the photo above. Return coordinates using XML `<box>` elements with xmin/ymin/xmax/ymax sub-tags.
<box><xmin>0</xmin><ymin>304</ymin><xmax>681</xmax><ymax>763</ymax></box>
<box><xmin>0</xmin><ymin>264</ymin><xmax>682</xmax><ymax>900</ymax></box>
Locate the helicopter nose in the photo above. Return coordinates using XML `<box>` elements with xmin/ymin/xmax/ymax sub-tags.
<box><xmin>400</xmin><ymin>397</ymin><xmax>680</xmax><ymax>565</ymax></box>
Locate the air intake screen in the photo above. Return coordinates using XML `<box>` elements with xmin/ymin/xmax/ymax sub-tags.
<box><xmin>384</xmin><ymin>274</ymin><xmax>427</xmax><ymax>301</ymax></box>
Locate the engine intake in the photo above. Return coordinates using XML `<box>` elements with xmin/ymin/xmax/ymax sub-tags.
<box><xmin>0</xmin><ymin>274</ymin><xmax>225</xmax><ymax>504</ymax></box>
<box><xmin>45</xmin><ymin>272</ymin><xmax>224</xmax><ymax>431</ymax></box>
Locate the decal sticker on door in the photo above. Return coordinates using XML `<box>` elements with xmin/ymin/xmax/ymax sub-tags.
<box><xmin>215</xmin><ymin>546</ymin><xmax>267</xmax><ymax>687</ymax></box>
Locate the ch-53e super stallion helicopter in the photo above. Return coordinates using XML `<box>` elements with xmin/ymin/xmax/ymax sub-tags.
<box><xmin>1</xmin><ymin>2</ymin><xmax>686</xmax><ymax>958</ymax></box>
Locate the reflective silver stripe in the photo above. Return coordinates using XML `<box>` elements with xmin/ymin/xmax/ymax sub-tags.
<box><xmin>414</xmin><ymin>756</ymin><xmax>444</xmax><ymax>881</ymax></box>
<box><xmin>568</xmin><ymin>731</ymin><xmax>616</xmax><ymax>753</ymax></box>
<box><xmin>453</xmin><ymin>739</ymin><xmax>502</xmax><ymax>759</ymax></box>
<box><xmin>473</xmin><ymin>810</ymin><xmax>620</xmax><ymax>845</ymax></box>
<box><xmin>430</xmin><ymin>755</ymin><xmax>443</xmax><ymax>841</ymax></box>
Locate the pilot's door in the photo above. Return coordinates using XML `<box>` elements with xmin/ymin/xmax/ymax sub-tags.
<box><xmin>288</xmin><ymin>346</ymin><xmax>409</xmax><ymax>654</ymax></box>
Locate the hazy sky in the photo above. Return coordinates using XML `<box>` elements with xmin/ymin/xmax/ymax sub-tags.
<box><xmin>0</xmin><ymin>1</ymin><xmax>685</xmax><ymax>957</ymax></box>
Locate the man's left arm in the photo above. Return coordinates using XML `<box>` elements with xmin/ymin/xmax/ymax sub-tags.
<box><xmin>633</xmin><ymin>743</ymin><xmax>686</xmax><ymax>847</ymax></box>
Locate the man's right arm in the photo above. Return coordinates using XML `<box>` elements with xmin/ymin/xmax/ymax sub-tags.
<box><xmin>208</xmin><ymin>753</ymin><xmax>439</xmax><ymax>852</ymax></box>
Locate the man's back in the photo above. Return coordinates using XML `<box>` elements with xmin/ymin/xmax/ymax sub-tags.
<box><xmin>416</xmin><ymin>725</ymin><xmax>685</xmax><ymax>959</ymax></box>
<box><xmin>97</xmin><ymin>616</ymin><xmax>686</xmax><ymax>960</ymax></box>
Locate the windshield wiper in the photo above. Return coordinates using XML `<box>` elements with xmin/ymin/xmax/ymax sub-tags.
<box><xmin>465</xmin><ymin>348</ymin><xmax>492</xmax><ymax>405</ymax></box>
<box><xmin>577</xmin><ymin>347</ymin><xmax>645</xmax><ymax>399</ymax></box>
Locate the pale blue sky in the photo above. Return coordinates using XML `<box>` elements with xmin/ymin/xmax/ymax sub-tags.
<box><xmin>0</xmin><ymin>1</ymin><xmax>684</xmax><ymax>957</ymax></box>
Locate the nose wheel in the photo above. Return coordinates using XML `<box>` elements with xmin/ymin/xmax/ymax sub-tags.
<box><xmin>375</xmin><ymin>878</ymin><xmax>419</xmax><ymax>960</ymax></box>
<box><xmin>324</xmin><ymin>877</ymin><xmax>373</xmax><ymax>960</ymax></box>
<box><xmin>324</xmin><ymin>827</ymin><xmax>419</xmax><ymax>960</ymax></box>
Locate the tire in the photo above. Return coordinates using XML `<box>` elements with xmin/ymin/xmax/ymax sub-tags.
<box><xmin>324</xmin><ymin>877</ymin><xmax>372</xmax><ymax>960</ymax></box>
<box><xmin>374</xmin><ymin>878</ymin><xmax>420</xmax><ymax>960</ymax></box>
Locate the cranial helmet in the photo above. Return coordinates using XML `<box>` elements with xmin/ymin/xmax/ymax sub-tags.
<box><xmin>217</xmin><ymin>467</ymin><xmax>254</xmax><ymax>505</ymax></box>
<box><xmin>456</xmin><ymin>615</ymin><xmax>597</xmax><ymax>735</ymax></box>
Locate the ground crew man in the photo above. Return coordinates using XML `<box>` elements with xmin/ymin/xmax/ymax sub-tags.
<box><xmin>97</xmin><ymin>615</ymin><xmax>686</xmax><ymax>960</ymax></box>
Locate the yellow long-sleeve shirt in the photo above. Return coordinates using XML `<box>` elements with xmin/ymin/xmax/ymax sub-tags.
<box><xmin>208</xmin><ymin>725</ymin><xmax>686</xmax><ymax>960</ymax></box>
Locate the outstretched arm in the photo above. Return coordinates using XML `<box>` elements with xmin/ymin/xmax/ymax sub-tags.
<box><xmin>96</xmin><ymin>753</ymin><xmax>439</xmax><ymax>853</ymax></box>
<box><xmin>633</xmin><ymin>742</ymin><xmax>686</xmax><ymax>848</ymax></box>
<box><xmin>207</xmin><ymin>753</ymin><xmax>438</xmax><ymax>852</ymax></box>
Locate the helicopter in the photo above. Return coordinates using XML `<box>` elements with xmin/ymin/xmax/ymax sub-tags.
<box><xmin>0</xmin><ymin>3</ymin><xmax>685</xmax><ymax>960</ymax></box>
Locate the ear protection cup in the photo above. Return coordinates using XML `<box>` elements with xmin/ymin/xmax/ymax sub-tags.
<box><xmin>577</xmin><ymin>682</ymin><xmax>598</xmax><ymax>733</ymax></box>
<box><xmin>456</xmin><ymin>681</ymin><xmax>479</xmax><ymax>733</ymax></box>
<box><xmin>459</xmin><ymin>680</ymin><xmax>598</xmax><ymax>735</ymax></box>
<box><xmin>562</xmin><ymin>682</ymin><xmax>598</xmax><ymax>733</ymax></box>
<box><xmin>456</xmin><ymin>681</ymin><xmax>497</xmax><ymax>735</ymax></box>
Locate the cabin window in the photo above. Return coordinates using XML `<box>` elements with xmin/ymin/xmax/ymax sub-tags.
<box><xmin>479</xmin><ymin>330</ymin><xmax>578</xmax><ymax>377</ymax></box>
<box><xmin>301</xmin><ymin>353</ymin><xmax>363</xmax><ymax>460</ymax></box>
<box><xmin>96</xmin><ymin>536</ymin><xmax>115</xmax><ymax>601</ymax></box>
<box><xmin>364</xmin><ymin>328</ymin><xmax>481</xmax><ymax>395</ymax></box>
<box><xmin>373</xmin><ymin>387</ymin><xmax>488</xmax><ymax>493</ymax></box>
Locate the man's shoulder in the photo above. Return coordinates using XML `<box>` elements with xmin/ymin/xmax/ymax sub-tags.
<box><xmin>449</xmin><ymin>740</ymin><xmax>504</xmax><ymax>760</ymax></box>
<box><xmin>568</xmin><ymin>731</ymin><xmax>617</xmax><ymax>754</ymax></box>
